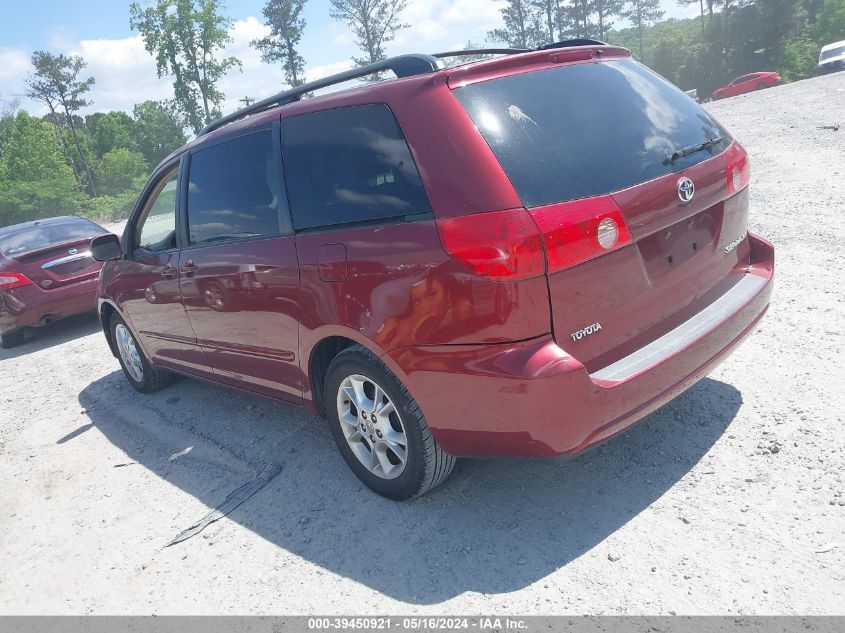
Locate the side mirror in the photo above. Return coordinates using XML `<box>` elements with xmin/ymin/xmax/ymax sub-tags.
<box><xmin>91</xmin><ymin>234</ymin><xmax>122</xmax><ymax>261</ymax></box>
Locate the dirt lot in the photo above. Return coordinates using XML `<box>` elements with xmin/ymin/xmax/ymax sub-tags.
<box><xmin>1</xmin><ymin>72</ymin><xmax>843</xmax><ymax>615</ymax></box>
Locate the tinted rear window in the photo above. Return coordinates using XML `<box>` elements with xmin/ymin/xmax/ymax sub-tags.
<box><xmin>821</xmin><ymin>46</ymin><xmax>845</xmax><ymax>60</ymax></box>
<box><xmin>281</xmin><ymin>104</ymin><xmax>431</xmax><ymax>230</ymax></box>
<box><xmin>0</xmin><ymin>219</ymin><xmax>104</xmax><ymax>257</ymax></box>
<box><xmin>454</xmin><ymin>59</ymin><xmax>731</xmax><ymax>208</ymax></box>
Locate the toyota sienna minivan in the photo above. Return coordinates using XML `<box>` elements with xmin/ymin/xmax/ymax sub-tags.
<box><xmin>92</xmin><ymin>42</ymin><xmax>774</xmax><ymax>499</ymax></box>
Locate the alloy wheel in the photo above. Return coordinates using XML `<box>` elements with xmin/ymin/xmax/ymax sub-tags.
<box><xmin>336</xmin><ymin>374</ymin><xmax>408</xmax><ymax>480</ymax></box>
<box><xmin>115</xmin><ymin>323</ymin><xmax>144</xmax><ymax>383</ymax></box>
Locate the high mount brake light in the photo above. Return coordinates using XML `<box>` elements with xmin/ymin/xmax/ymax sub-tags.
<box><xmin>725</xmin><ymin>141</ymin><xmax>750</xmax><ymax>194</ymax></box>
<box><xmin>0</xmin><ymin>272</ymin><xmax>33</xmax><ymax>291</ymax></box>
<box><xmin>529</xmin><ymin>196</ymin><xmax>633</xmax><ymax>273</ymax></box>
<box><xmin>437</xmin><ymin>196</ymin><xmax>633</xmax><ymax>280</ymax></box>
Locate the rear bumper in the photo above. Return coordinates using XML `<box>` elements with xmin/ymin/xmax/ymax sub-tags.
<box><xmin>0</xmin><ymin>277</ymin><xmax>98</xmax><ymax>334</ymax></box>
<box><xmin>388</xmin><ymin>232</ymin><xmax>774</xmax><ymax>457</ymax></box>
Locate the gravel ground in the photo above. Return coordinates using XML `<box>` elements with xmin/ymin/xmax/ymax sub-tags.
<box><xmin>1</xmin><ymin>72</ymin><xmax>843</xmax><ymax>616</ymax></box>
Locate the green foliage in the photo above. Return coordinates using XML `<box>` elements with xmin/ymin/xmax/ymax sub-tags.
<box><xmin>329</xmin><ymin>0</ymin><xmax>409</xmax><ymax>76</ymax></box>
<box><xmin>89</xmin><ymin>111</ymin><xmax>136</xmax><ymax>157</ymax></box>
<box><xmin>605</xmin><ymin>0</ymin><xmax>845</xmax><ymax>94</ymax></box>
<box><xmin>252</xmin><ymin>0</ymin><xmax>309</xmax><ymax>87</ymax></box>
<box><xmin>130</xmin><ymin>0</ymin><xmax>242</xmax><ymax>133</ymax></box>
<box><xmin>0</xmin><ymin>112</ymin><xmax>83</xmax><ymax>227</ymax></box>
<box><xmin>622</xmin><ymin>0</ymin><xmax>665</xmax><ymax>61</ymax></box>
<box><xmin>132</xmin><ymin>100</ymin><xmax>187</xmax><ymax>167</ymax></box>
<box><xmin>25</xmin><ymin>51</ymin><xmax>99</xmax><ymax>195</ymax></box>
<box><xmin>781</xmin><ymin>37</ymin><xmax>823</xmax><ymax>80</ymax></box>
<box><xmin>96</xmin><ymin>148</ymin><xmax>149</xmax><ymax>197</ymax></box>
<box><xmin>0</xmin><ymin>112</ymin><xmax>74</xmax><ymax>183</ymax></box>
<box><xmin>82</xmin><ymin>189</ymin><xmax>142</xmax><ymax>223</ymax></box>
<box><xmin>812</xmin><ymin>0</ymin><xmax>845</xmax><ymax>43</ymax></box>
<box><xmin>488</xmin><ymin>0</ymin><xmax>547</xmax><ymax>47</ymax></box>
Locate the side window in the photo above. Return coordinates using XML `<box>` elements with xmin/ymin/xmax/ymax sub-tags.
<box><xmin>134</xmin><ymin>169</ymin><xmax>178</xmax><ymax>254</ymax></box>
<box><xmin>281</xmin><ymin>104</ymin><xmax>431</xmax><ymax>231</ymax></box>
<box><xmin>187</xmin><ymin>129</ymin><xmax>281</xmax><ymax>245</ymax></box>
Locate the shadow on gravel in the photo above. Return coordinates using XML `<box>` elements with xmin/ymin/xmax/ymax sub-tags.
<box><xmin>0</xmin><ymin>312</ymin><xmax>100</xmax><ymax>361</ymax></box>
<box><xmin>78</xmin><ymin>370</ymin><xmax>741</xmax><ymax>604</ymax></box>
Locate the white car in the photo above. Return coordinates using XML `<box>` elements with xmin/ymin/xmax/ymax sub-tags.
<box><xmin>818</xmin><ymin>40</ymin><xmax>845</xmax><ymax>75</ymax></box>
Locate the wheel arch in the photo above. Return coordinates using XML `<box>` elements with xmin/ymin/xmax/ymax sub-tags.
<box><xmin>98</xmin><ymin>299</ymin><xmax>120</xmax><ymax>358</ymax></box>
<box><xmin>304</xmin><ymin>327</ymin><xmax>410</xmax><ymax>417</ymax></box>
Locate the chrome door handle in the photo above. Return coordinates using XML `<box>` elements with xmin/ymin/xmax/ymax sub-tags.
<box><xmin>180</xmin><ymin>260</ymin><xmax>198</xmax><ymax>276</ymax></box>
<box><xmin>161</xmin><ymin>265</ymin><xmax>177</xmax><ymax>279</ymax></box>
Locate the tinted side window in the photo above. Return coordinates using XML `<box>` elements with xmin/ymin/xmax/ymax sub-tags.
<box><xmin>135</xmin><ymin>169</ymin><xmax>178</xmax><ymax>254</ymax></box>
<box><xmin>281</xmin><ymin>104</ymin><xmax>430</xmax><ymax>230</ymax></box>
<box><xmin>187</xmin><ymin>129</ymin><xmax>281</xmax><ymax>245</ymax></box>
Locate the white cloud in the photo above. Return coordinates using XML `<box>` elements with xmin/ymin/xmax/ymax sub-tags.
<box><xmin>0</xmin><ymin>48</ymin><xmax>30</xmax><ymax>86</ymax></box>
<box><xmin>68</xmin><ymin>34</ymin><xmax>171</xmax><ymax>113</ymax></box>
<box><xmin>391</xmin><ymin>0</ymin><xmax>507</xmax><ymax>48</ymax></box>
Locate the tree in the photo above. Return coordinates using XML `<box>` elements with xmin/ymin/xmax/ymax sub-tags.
<box><xmin>329</xmin><ymin>0</ymin><xmax>409</xmax><ymax>79</ymax></box>
<box><xmin>488</xmin><ymin>0</ymin><xmax>545</xmax><ymax>48</ymax></box>
<box><xmin>88</xmin><ymin>111</ymin><xmax>136</xmax><ymax>158</ymax></box>
<box><xmin>97</xmin><ymin>148</ymin><xmax>149</xmax><ymax>196</ymax></box>
<box><xmin>566</xmin><ymin>0</ymin><xmax>597</xmax><ymax>38</ymax></box>
<box><xmin>131</xmin><ymin>100</ymin><xmax>188</xmax><ymax>167</ymax></box>
<box><xmin>130</xmin><ymin>0</ymin><xmax>242</xmax><ymax>133</ymax></box>
<box><xmin>592</xmin><ymin>0</ymin><xmax>625</xmax><ymax>39</ymax></box>
<box><xmin>0</xmin><ymin>112</ymin><xmax>82</xmax><ymax>226</ymax></box>
<box><xmin>251</xmin><ymin>0</ymin><xmax>308</xmax><ymax>87</ymax></box>
<box><xmin>0</xmin><ymin>95</ymin><xmax>19</xmax><ymax>160</ymax></box>
<box><xmin>25</xmin><ymin>51</ymin><xmax>98</xmax><ymax>195</ymax></box>
<box><xmin>532</xmin><ymin>0</ymin><xmax>560</xmax><ymax>44</ymax></box>
<box><xmin>623</xmin><ymin>0</ymin><xmax>665</xmax><ymax>60</ymax></box>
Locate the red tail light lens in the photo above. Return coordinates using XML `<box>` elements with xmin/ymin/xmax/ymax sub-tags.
<box><xmin>529</xmin><ymin>195</ymin><xmax>633</xmax><ymax>273</ymax></box>
<box><xmin>437</xmin><ymin>208</ymin><xmax>545</xmax><ymax>280</ymax></box>
<box><xmin>725</xmin><ymin>141</ymin><xmax>750</xmax><ymax>194</ymax></box>
<box><xmin>0</xmin><ymin>272</ymin><xmax>33</xmax><ymax>291</ymax></box>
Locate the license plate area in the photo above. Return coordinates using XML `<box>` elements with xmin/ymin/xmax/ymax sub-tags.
<box><xmin>638</xmin><ymin>205</ymin><xmax>722</xmax><ymax>279</ymax></box>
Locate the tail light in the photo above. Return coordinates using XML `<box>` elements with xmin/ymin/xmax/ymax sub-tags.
<box><xmin>436</xmin><ymin>208</ymin><xmax>544</xmax><ymax>280</ymax></box>
<box><xmin>725</xmin><ymin>141</ymin><xmax>750</xmax><ymax>194</ymax></box>
<box><xmin>437</xmin><ymin>196</ymin><xmax>633</xmax><ymax>279</ymax></box>
<box><xmin>529</xmin><ymin>196</ymin><xmax>632</xmax><ymax>273</ymax></box>
<box><xmin>0</xmin><ymin>272</ymin><xmax>33</xmax><ymax>291</ymax></box>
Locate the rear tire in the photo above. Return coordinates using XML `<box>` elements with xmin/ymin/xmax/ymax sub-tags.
<box><xmin>0</xmin><ymin>329</ymin><xmax>25</xmax><ymax>349</ymax></box>
<box><xmin>756</xmin><ymin>82</ymin><xmax>768</xmax><ymax>90</ymax></box>
<box><xmin>324</xmin><ymin>344</ymin><xmax>456</xmax><ymax>500</ymax></box>
<box><xmin>110</xmin><ymin>313</ymin><xmax>173</xmax><ymax>393</ymax></box>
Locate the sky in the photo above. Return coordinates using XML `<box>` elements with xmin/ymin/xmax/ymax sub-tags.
<box><xmin>0</xmin><ymin>0</ymin><xmax>699</xmax><ymax>117</ymax></box>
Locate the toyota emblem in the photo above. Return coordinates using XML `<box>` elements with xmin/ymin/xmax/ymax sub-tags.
<box><xmin>677</xmin><ymin>177</ymin><xmax>695</xmax><ymax>203</ymax></box>
<box><xmin>68</xmin><ymin>248</ymin><xmax>78</xmax><ymax>255</ymax></box>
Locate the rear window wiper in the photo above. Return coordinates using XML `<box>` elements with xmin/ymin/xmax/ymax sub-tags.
<box><xmin>665</xmin><ymin>137</ymin><xmax>723</xmax><ymax>165</ymax></box>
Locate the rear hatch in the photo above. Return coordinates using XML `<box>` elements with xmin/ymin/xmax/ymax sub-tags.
<box><xmin>0</xmin><ymin>221</ymin><xmax>105</xmax><ymax>290</ymax></box>
<box><xmin>453</xmin><ymin>54</ymin><xmax>752</xmax><ymax>371</ymax></box>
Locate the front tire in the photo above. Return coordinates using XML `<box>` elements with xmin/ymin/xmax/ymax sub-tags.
<box><xmin>0</xmin><ymin>329</ymin><xmax>25</xmax><ymax>349</ymax></box>
<box><xmin>324</xmin><ymin>344</ymin><xmax>456</xmax><ymax>500</ymax></box>
<box><xmin>756</xmin><ymin>82</ymin><xmax>768</xmax><ymax>90</ymax></box>
<box><xmin>111</xmin><ymin>313</ymin><xmax>173</xmax><ymax>393</ymax></box>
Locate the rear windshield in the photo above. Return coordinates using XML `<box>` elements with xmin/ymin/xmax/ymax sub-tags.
<box><xmin>0</xmin><ymin>219</ymin><xmax>104</xmax><ymax>257</ymax></box>
<box><xmin>454</xmin><ymin>59</ymin><xmax>731</xmax><ymax>207</ymax></box>
<box><xmin>820</xmin><ymin>46</ymin><xmax>845</xmax><ymax>60</ymax></box>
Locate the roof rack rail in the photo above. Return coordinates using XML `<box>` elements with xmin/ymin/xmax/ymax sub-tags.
<box><xmin>538</xmin><ymin>38</ymin><xmax>608</xmax><ymax>50</ymax></box>
<box><xmin>198</xmin><ymin>53</ymin><xmax>443</xmax><ymax>137</ymax></box>
<box><xmin>433</xmin><ymin>48</ymin><xmax>530</xmax><ymax>59</ymax></box>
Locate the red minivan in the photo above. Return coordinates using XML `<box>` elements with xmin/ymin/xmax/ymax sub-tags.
<box><xmin>93</xmin><ymin>43</ymin><xmax>774</xmax><ymax>499</ymax></box>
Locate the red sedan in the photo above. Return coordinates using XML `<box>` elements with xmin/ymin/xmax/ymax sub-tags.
<box><xmin>0</xmin><ymin>216</ymin><xmax>108</xmax><ymax>348</ymax></box>
<box><xmin>712</xmin><ymin>72</ymin><xmax>781</xmax><ymax>100</ymax></box>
